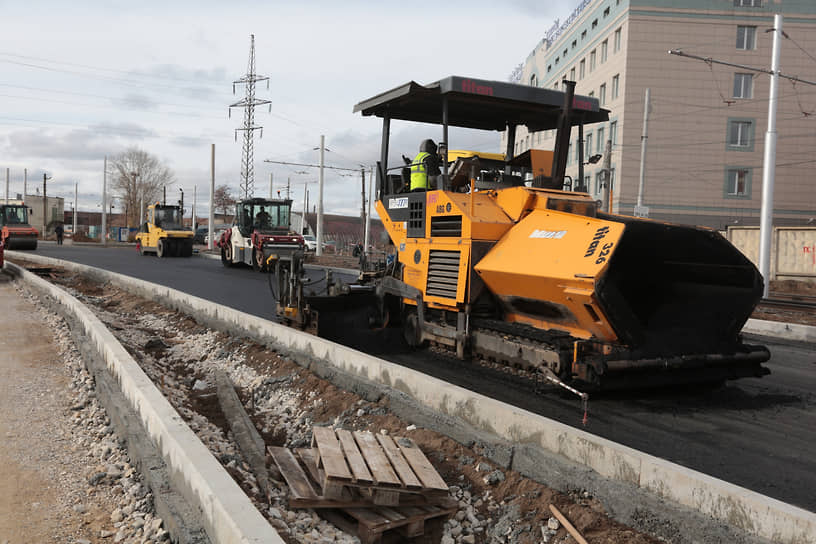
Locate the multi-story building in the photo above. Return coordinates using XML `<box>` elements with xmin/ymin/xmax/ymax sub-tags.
<box><xmin>508</xmin><ymin>0</ymin><xmax>816</xmax><ymax>229</ymax></box>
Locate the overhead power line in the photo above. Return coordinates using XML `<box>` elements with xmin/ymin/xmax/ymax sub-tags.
<box><xmin>668</xmin><ymin>49</ymin><xmax>816</xmax><ymax>87</ymax></box>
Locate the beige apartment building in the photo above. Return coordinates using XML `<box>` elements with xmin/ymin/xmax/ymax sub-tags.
<box><xmin>509</xmin><ymin>0</ymin><xmax>816</xmax><ymax>229</ymax></box>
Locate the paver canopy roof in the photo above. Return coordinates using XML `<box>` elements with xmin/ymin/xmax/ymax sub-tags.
<box><xmin>353</xmin><ymin>76</ymin><xmax>609</xmax><ymax>132</ymax></box>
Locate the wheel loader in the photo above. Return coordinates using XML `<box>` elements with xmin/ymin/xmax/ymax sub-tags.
<box><xmin>135</xmin><ymin>203</ymin><xmax>194</xmax><ymax>257</ymax></box>
<box><xmin>281</xmin><ymin>76</ymin><xmax>770</xmax><ymax>393</ymax></box>
<box><xmin>0</xmin><ymin>203</ymin><xmax>38</xmax><ymax>250</ymax></box>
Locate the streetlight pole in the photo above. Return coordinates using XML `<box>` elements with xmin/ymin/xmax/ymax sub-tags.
<box><xmin>131</xmin><ymin>171</ymin><xmax>142</xmax><ymax>226</ymax></box>
<box><xmin>73</xmin><ymin>182</ymin><xmax>78</xmax><ymax>237</ymax></box>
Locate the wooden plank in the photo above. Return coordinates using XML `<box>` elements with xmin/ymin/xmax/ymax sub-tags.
<box><xmin>337</xmin><ymin>429</ymin><xmax>374</xmax><ymax>484</ymax></box>
<box><xmin>288</xmin><ymin>493</ymin><xmax>433</xmax><ymax>509</ymax></box>
<box><xmin>215</xmin><ymin>371</ymin><xmax>276</xmax><ymax>500</ymax></box>
<box><xmin>312</xmin><ymin>426</ymin><xmax>352</xmax><ymax>482</ymax></box>
<box><xmin>295</xmin><ymin>447</ymin><xmax>322</xmax><ymax>485</ymax></box>
<box><xmin>373</xmin><ymin>489</ymin><xmax>400</xmax><ymax>506</ymax></box>
<box><xmin>353</xmin><ymin>431</ymin><xmax>401</xmax><ymax>487</ymax></box>
<box><xmin>376</xmin><ymin>434</ymin><xmax>422</xmax><ymax>489</ymax></box>
<box><xmin>268</xmin><ymin>447</ymin><xmax>318</xmax><ymax>500</ymax></box>
<box><xmin>395</xmin><ymin>437</ymin><xmax>449</xmax><ymax>491</ymax></box>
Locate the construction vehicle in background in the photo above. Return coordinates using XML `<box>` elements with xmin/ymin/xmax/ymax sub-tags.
<box><xmin>135</xmin><ymin>203</ymin><xmax>194</xmax><ymax>257</ymax></box>
<box><xmin>278</xmin><ymin>76</ymin><xmax>770</xmax><ymax>396</ymax></box>
<box><xmin>217</xmin><ymin>197</ymin><xmax>304</xmax><ymax>270</ymax></box>
<box><xmin>217</xmin><ymin>197</ymin><xmax>305</xmax><ymax>318</ymax></box>
<box><xmin>0</xmin><ymin>203</ymin><xmax>39</xmax><ymax>250</ymax></box>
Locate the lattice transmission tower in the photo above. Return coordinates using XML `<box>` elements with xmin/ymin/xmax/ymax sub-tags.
<box><xmin>230</xmin><ymin>34</ymin><xmax>271</xmax><ymax>199</ymax></box>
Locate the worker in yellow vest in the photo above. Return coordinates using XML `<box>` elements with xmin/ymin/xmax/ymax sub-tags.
<box><xmin>410</xmin><ymin>139</ymin><xmax>441</xmax><ymax>191</ymax></box>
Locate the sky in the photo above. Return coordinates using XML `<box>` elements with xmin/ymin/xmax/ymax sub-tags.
<box><xmin>0</xmin><ymin>0</ymin><xmax>577</xmax><ymax>221</ymax></box>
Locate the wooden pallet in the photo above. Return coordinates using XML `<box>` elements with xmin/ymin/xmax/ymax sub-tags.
<box><xmin>310</xmin><ymin>428</ymin><xmax>448</xmax><ymax>504</ymax></box>
<box><xmin>318</xmin><ymin>502</ymin><xmax>455</xmax><ymax>544</ymax></box>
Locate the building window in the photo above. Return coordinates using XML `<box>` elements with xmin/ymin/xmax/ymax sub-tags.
<box><xmin>584</xmin><ymin>175</ymin><xmax>591</xmax><ymax>192</ymax></box>
<box><xmin>579</xmin><ymin>59</ymin><xmax>586</xmax><ymax>79</ymax></box>
<box><xmin>727</xmin><ymin>119</ymin><xmax>755</xmax><ymax>150</ymax></box>
<box><xmin>601</xmin><ymin>40</ymin><xmax>608</xmax><ymax>63</ymax></box>
<box><xmin>600</xmin><ymin>83</ymin><xmax>607</xmax><ymax>105</ymax></box>
<box><xmin>567</xmin><ymin>143</ymin><xmax>572</xmax><ymax>165</ymax></box>
<box><xmin>597</xmin><ymin>127</ymin><xmax>605</xmax><ymax>152</ymax></box>
<box><xmin>592</xmin><ymin>18</ymin><xmax>598</xmax><ymax>29</ymax></box>
<box><xmin>554</xmin><ymin>81</ymin><xmax>559</xmax><ymax>90</ymax></box>
<box><xmin>588</xmin><ymin>90</ymin><xmax>594</xmax><ymax>98</ymax></box>
<box><xmin>570</xmin><ymin>67</ymin><xmax>576</xmax><ymax>80</ymax></box>
<box><xmin>590</xmin><ymin>50</ymin><xmax>596</xmax><ymax>71</ymax></box>
<box><xmin>547</xmin><ymin>64</ymin><xmax>552</xmax><ymax>73</ymax></box>
<box><xmin>734</xmin><ymin>0</ymin><xmax>761</xmax><ymax>6</ymax></box>
<box><xmin>736</xmin><ymin>26</ymin><xmax>756</xmax><ymax>50</ymax></box>
<box><xmin>611</xmin><ymin>74</ymin><xmax>620</xmax><ymax>99</ymax></box>
<box><xmin>610</xmin><ymin>121</ymin><xmax>618</xmax><ymax>145</ymax></box>
<box><xmin>563</xmin><ymin>48</ymin><xmax>568</xmax><ymax>58</ymax></box>
<box><xmin>555</xmin><ymin>57</ymin><xmax>560</xmax><ymax>65</ymax></box>
<box><xmin>595</xmin><ymin>172</ymin><xmax>605</xmax><ymax>195</ymax></box>
<box><xmin>733</xmin><ymin>73</ymin><xmax>753</xmax><ymax>98</ymax></box>
<box><xmin>614</xmin><ymin>28</ymin><xmax>621</xmax><ymax>53</ymax></box>
<box><xmin>725</xmin><ymin>168</ymin><xmax>751</xmax><ymax>197</ymax></box>
<box><xmin>530</xmin><ymin>74</ymin><xmax>537</xmax><ymax>87</ymax></box>
<box><xmin>586</xmin><ymin>133</ymin><xmax>593</xmax><ymax>157</ymax></box>
<box><xmin>604</xmin><ymin>6</ymin><xmax>610</xmax><ymax>17</ymax></box>
<box><xmin>581</xmin><ymin>30</ymin><xmax>587</xmax><ymax>40</ymax></box>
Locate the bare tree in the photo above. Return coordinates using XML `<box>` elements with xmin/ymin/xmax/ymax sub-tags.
<box><xmin>110</xmin><ymin>147</ymin><xmax>175</xmax><ymax>227</ymax></box>
<box><xmin>213</xmin><ymin>184</ymin><xmax>236</xmax><ymax>218</ymax></box>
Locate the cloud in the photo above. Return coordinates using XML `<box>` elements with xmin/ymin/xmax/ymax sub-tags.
<box><xmin>2</xmin><ymin>122</ymin><xmax>156</xmax><ymax>162</ymax></box>
<box><xmin>118</xmin><ymin>93</ymin><xmax>159</xmax><ymax>111</ymax></box>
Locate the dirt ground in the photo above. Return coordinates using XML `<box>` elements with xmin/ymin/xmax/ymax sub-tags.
<box><xmin>0</xmin><ymin>275</ymin><xmax>123</xmax><ymax>543</ymax></box>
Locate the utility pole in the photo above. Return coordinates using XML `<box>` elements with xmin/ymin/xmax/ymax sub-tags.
<box><xmin>193</xmin><ymin>185</ymin><xmax>197</xmax><ymax>230</ymax></box>
<box><xmin>364</xmin><ymin>166</ymin><xmax>373</xmax><ymax>251</ymax></box>
<box><xmin>24</xmin><ymin>168</ymin><xmax>27</xmax><ymax>201</ymax></box>
<box><xmin>5</xmin><ymin>168</ymin><xmax>8</xmax><ymax>204</ymax></box>
<box><xmin>300</xmin><ymin>184</ymin><xmax>306</xmax><ymax>234</ymax></box>
<box><xmin>133</xmin><ymin>172</ymin><xmax>142</xmax><ymax>226</ymax></box>
<box><xmin>286</xmin><ymin>177</ymin><xmax>291</xmax><ymax>200</ymax></box>
<box><xmin>759</xmin><ymin>14</ymin><xmax>783</xmax><ymax>298</ymax></box>
<box><xmin>360</xmin><ymin>167</ymin><xmax>366</xmax><ymax>243</ymax></box>
<box><xmin>209</xmin><ymin>143</ymin><xmax>215</xmax><ymax>251</ymax></box>
<box><xmin>577</xmin><ymin>126</ymin><xmax>585</xmax><ymax>192</ymax></box>
<box><xmin>316</xmin><ymin>134</ymin><xmax>325</xmax><ymax>256</ymax></box>
<box><xmin>230</xmin><ymin>34</ymin><xmax>271</xmax><ymax>200</ymax></box>
<box><xmin>636</xmin><ymin>87</ymin><xmax>650</xmax><ymax>216</ymax></box>
<box><xmin>42</xmin><ymin>173</ymin><xmax>49</xmax><ymax>236</ymax></box>
<box><xmin>269</xmin><ymin>172</ymin><xmax>273</xmax><ymax>199</ymax></box>
<box><xmin>163</xmin><ymin>186</ymin><xmax>166</xmax><ymax>205</ymax></box>
<box><xmin>73</xmin><ymin>182</ymin><xmax>78</xmax><ymax>236</ymax></box>
<box><xmin>601</xmin><ymin>139</ymin><xmax>612</xmax><ymax>212</ymax></box>
<box><xmin>102</xmin><ymin>157</ymin><xmax>107</xmax><ymax>246</ymax></box>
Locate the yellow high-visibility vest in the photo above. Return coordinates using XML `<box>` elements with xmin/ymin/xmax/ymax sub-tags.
<box><xmin>410</xmin><ymin>151</ymin><xmax>431</xmax><ymax>190</ymax></box>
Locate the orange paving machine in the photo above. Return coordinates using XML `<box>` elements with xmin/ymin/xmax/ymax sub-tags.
<box><xmin>288</xmin><ymin>76</ymin><xmax>770</xmax><ymax>393</ymax></box>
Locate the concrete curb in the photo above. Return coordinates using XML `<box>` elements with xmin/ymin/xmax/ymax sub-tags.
<box><xmin>5</xmin><ymin>258</ymin><xmax>283</xmax><ymax>544</ymax></box>
<box><xmin>744</xmin><ymin>317</ymin><xmax>816</xmax><ymax>343</ymax></box>
<box><xmin>8</xmin><ymin>252</ymin><xmax>816</xmax><ymax>544</ymax></box>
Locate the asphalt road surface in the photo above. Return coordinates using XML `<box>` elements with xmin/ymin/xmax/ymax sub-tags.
<box><xmin>18</xmin><ymin>243</ymin><xmax>816</xmax><ymax>512</ymax></box>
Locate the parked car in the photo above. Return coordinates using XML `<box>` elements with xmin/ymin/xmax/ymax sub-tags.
<box><xmin>302</xmin><ymin>234</ymin><xmax>317</xmax><ymax>252</ymax></box>
<box><xmin>204</xmin><ymin>227</ymin><xmax>227</xmax><ymax>246</ymax></box>
<box><xmin>193</xmin><ymin>227</ymin><xmax>208</xmax><ymax>244</ymax></box>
